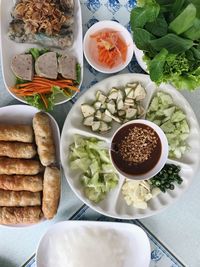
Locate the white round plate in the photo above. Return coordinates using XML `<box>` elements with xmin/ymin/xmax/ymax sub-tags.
<box><xmin>36</xmin><ymin>221</ymin><xmax>150</xmax><ymax>267</ymax></box>
<box><xmin>61</xmin><ymin>73</ymin><xmax>200</xmax><ymax>219</ymax></box>
<box><xmin>0</xmin><ymin>104</ymin><xmax>60</xmax><ymax>227</ymax></box>
<box><xmin>134</xmin><ymin>45</ymin><xmax>148</xmax><ymax>73</ymax></box>
<box><xmin>0</xmin><ymin>0</ymin><xmax>83</xmax><ymax>105</ymax></box>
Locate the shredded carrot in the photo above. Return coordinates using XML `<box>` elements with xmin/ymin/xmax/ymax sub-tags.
<box><xmin>40</xmin><ymin>93</ymin><xmax>48</xmax><ymax>109</ymax></box>
<box><xmin>10</xmin><ymin>76</ymin><xmax>80</xmax><ymax>99</ymax></box>
<box><xmin>90</xmin><ymin>30</ymin><xmax>128</xmax><ymax>69</ymax></box>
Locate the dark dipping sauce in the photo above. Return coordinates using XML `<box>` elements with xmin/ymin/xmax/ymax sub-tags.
<box><xmin>111</xmin><ymin>123</ymin><xmax>162</xmax><ymax>176</ymax></box>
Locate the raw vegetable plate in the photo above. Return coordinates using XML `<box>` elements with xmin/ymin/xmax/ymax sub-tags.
<box><xmin>0</xmin><ymin>0</ymin><xmax>83</xmax><ymax>110</ymax></box>
<box><xmin>60</xmin><ymin>73</ymin><xmax>200</xmax><ymax>219</ymax></box>
<box><xmin>130</xmin><ymin>0</ymin><xmax>200</xmax><ymax>91</ymax></box>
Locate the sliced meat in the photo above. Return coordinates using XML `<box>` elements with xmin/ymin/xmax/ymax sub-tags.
<box><xmin>35</xmin><ymin>52</ymin><xmax>58</xmax><ymax>79</ymax></box>
<box><xmin>58</xmin><ymin>54</ymin><xmax>77</xmax><ymax>80</ymax></box>
<box><xmin>11</xmin><ymin>54</ymin><xmax>33</xmax><ymax>81</ymax></box>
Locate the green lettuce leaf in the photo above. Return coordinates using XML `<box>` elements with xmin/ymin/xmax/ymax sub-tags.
<box><xmin>28</xmin><ymin>48</ymin><xmax>49</xmax><ymax>60</ymax></box>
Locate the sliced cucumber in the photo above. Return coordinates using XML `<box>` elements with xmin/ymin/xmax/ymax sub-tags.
<box><xmin>127</xmin><ymin>83</ymin><xmax>137</xmax><ymax>88</ymax></box>
<box><xmin>96</xmin><ymin>90</ymin><xmax>107</xmax><ymax>103</ymax></box>
<box><xmin>81</xmin><ymin>104</ymin><xmax>96</xmax><ymax>117</ymax></box>
<box><xmin>105</xmin><ymin>110</ymin><xmax>121</xmax><ymax>123</ymax></box>
<box><xmin>118</xmin><ymin>110</ymin><xmax>126</xmax><ymax>117</ymax></box>
<box><xmin>108</xmin><ymin>89</ymin><xmax>118</xmax><ymax>100</ymax></box>
<box><xmin>102</xmin><ymin>113</ymin><xmax>112</xmax><ymax>123</ymax></box>
<box><xmin>127</xmin><ymin>88</ymin><xmax>135</xmax><ymax>99</ymax></box>
<box><xmin>135</xmin><ymin>84</ymin><xmax>146</xmax><ymax>101</ymax></box>
<box><xmin>106</xmin><ymin>100</ymin><xmax>116</xmax><ymax>114</ymax></box>
<box><xmin>124</xmin><ymin>98</ymin><xmax>135</xmax><ymax>105</ymax></box>
<box><xmin>93</xmin><ymin>101</ymin><xmax>102</xmax><ymax>110</ymax></box>
<box><xmin>99</xmin><ymin>121</ymin><xmax>111</xmax><ymax>132</ymax></box>
<box><xmin>92</xmin><ymin>121</ymin><xmax>101</xmax><ymax>131</ymax></box>
<box><xmin>117</xmin><ymin>99</ymin><xmax>124</xmax><ymax>110</ymax></box>
<box><xmin>81</xmin><ymin>82</ymin><xmax>147</xmax><ymax>133</ymax></box>
<box><xmin>117</xmin><ymin>90</ymin><xmax>124</xmax><ymax>100</ymax></box>
<box><xmin>83</xmin><ymin>116</ymin><xmax>94</xmax><ymax>126</ymax></box>
<box><xmin>125</xmin><ymin>87</ymin><xmax>132</xmax><ymax>96</ymax></box>
<box><xmin>126</xmin><ymin>108</ymin><xmax>137</xmax><ymax>119</ymax></box>
<box><xmin>95</xmin><ymin>110</ymin><xmax>102</xmax><ymax>120</ymax></box>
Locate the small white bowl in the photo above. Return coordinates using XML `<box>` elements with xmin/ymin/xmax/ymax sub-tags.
<box><xmin>110</xmin><ymin>119</ymin><xmax>168</xmax><ymax>181</ymax></box>
<box><xmin>83</xmin><ymin>20</ymin><xmax>134</xmax><ymax>74</ymax></box>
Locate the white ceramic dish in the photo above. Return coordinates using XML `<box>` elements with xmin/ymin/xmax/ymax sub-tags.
<box><xmin>134</xmin><ymin>45</ymin><xmax>148</xmax><ymax>73</ymax></box>
<box><xmin>0</xmin><ymin>0</ymin><xmax>83</xmax><ymax>105</ymax></box>
<box><xmin>83</xmin><ymin>20</ymin><xmax>134</xmax><ymax>74</ymax></box>
<box><xmin>0</xmin><ymin>104</ymin><xmax>60</xmax><ymax>227</ymax></box>
<box><xmin>110</xmin><ymin>119</ymin><xmax>168</xmax><ymax>181</ymax></box>
<box><xmin>60</xmin><ymin>73</ymin><xmax>200</xmax><ymax>219</ymax></box>
<box><xmin>36</xmin><ymin>221</ymin><xmax>151</xmax><ymax>267</ymax></box>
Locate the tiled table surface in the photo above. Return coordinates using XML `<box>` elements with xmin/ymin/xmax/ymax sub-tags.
<box><xmin>0</xmin><ymin>1</ymin><xmax>200</xmax><ymax>267</ymax></box>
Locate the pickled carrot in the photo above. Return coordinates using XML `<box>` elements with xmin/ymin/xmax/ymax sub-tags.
<box><xmin>90</xmin><ymin>30</ymin><xmax>128</xmax><ymax>69</ymax></box>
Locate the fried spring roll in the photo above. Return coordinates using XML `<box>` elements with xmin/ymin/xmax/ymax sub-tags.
<box><xmin>0</xmin><ymin>158</ymin><xmax>43</xmax><ymax>175</ymax></box>
<box><xmin>42</xmin><ymin>167</ymin><xmax>60</xmax><ymax>219</ymax></box>
<box><xmin>0</xmin><ymin>174</ymin><xmax>43</xmax><ymax>192</ymax></box>
<box><xmin>0</xmin><ymin>125</ymin><xmax>34</xmax><ymax>143</ymax></box>
<box><xmin>0</xmin><ymin>207</ymin><xmax>42</xmax><ymax>225</ymax></box>
<box><xmin>0</xmin><ymin>141</ymin><xmax>37</xmax><ymax>159</ymax></box>
<box><xmin>0</xmin><ymin>190</ymin><xmax>41</xmax><ymax>206</ymax></box>
<box><xmin>33</xmin><ymin>112</ymin><xmax>56</xmax><ymax>166</ymax></box>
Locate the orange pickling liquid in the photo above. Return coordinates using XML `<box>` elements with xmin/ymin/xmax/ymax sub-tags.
<box><xmin>90</xmin><ymin>30</ymin><xmax>128</xmax><ymax>69</ymax></box>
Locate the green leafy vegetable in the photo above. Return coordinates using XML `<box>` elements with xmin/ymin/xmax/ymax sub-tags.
<box><xmin>130</xmin><ymin>0</ymin><xmax>200</xmax><ymax>90</ymax></box>
<box><xmin>145</xmin><ymin>14</ymin><xmax>168</xmax><ymax>37</ymax></box>
<box><xmin>28</xmin><ymin>48</ymin><xmax>49</xmax><ymax>60</ymax></box>
<box><xmin>16</xmin><ymin>77</ymin><xmax>28</xmax><ymax>84</ymax></box>
<box><xmin>69</xmin><ymin>135</ymin><xmax>118</xmax><ymax>203</ymax></box>
<box><xmin>183</xmin><ymin>18</ymin><xmax>200</xmax><ymax>40</ymax></box>
<box><xmin>133</xmin><ymin>28</ymin><xmax>155</xmax><ymax>53</ymax></box>
<box><xmin>169</xmin><ymin>3</ymin><xmax>196</xmax><ymax>34</ymax></box>
<box><xmin>171</xmin><ymin>0</ymin><xmax>186</xmax><ymax>18</ymax></box>
<box><xmin>149</xmin><ymin>48</ymin><xmax>168</xmax><ymax>82</ymax></box>
<box><xmin>25</xmin><ymin>94</ymin><xmax>46</xmax><ymax>110</ymax></box>
<box><xmin>149</xmin><ymin>34</ymin><xmax>193</xmax><ymax>54</ymax></box>
<box><xmin>130</xmin><ymin>2</ymin><xmax>160</xmax><ymax>30</ymax></box>
<box><xmin>25</xmin><ymin>86</ymin><xmax>72</xmax><ymax>111</ymax></box>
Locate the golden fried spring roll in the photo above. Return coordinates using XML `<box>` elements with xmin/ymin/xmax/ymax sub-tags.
<box><xmin>0</xmin><ymin>125</ymin><xmax>34</xmax><ymax>143</ymax></box>
<box><xmin>42</xmin><ymin>167</ymin><xmax>60</xmax><ymax>219</ymax></box>
<box><xmin>0</xmin><ymin>158</ymin><xmax>43</xmax><ymax>175</ymax></box>
<box><xmin>0</xmin><ymin>174</ymin><xmax>43</xmax><ymax>192</ymax></box>
<box><xmin>33</xmin><ymin>112</ymin><xmax>56</xmax><ymax>166</ymax></box>
<box><xmin>0</xmin><ymin>141</ymin><xmax>37</xmax><ymax>159</ymax></box>
<box><xmin>0</xmin><ymin>206</ymin><xmax>42</xmax><ymax>225</ymax></box>
<box><xmin>0</xmin><ymin>190</ymin><xmax>41</xmax><ymax>206</ymax></box>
